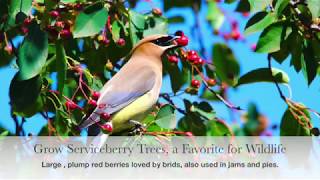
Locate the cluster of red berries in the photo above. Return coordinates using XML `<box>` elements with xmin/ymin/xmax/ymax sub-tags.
<box><xmin>186</xmin><ymin>50</ymin><xmax>205</xmax><ymax>65</ymax></box>
<box><xmin>166</xmin><ymin>31</ymin><xmax>190</xmax><ymax>64</ymax></box>
<box><xmin>192</xmin><ymin>78</ymin><xmax>216</xmax><ymax>89</ymax></box>
<box><xmin>215</xmin><ymin>21</ymin><xmax>242</xmax><ymax>41</ymax></box>
<box><xmin>175</xmin><ymin>31</ymin><xmax>189</xmax><ymax>46</ymax></box>
<box><xmin>64</xmin><ymin>86</ymin><xmax>113</xmax><ymax>132</ymax></box>
<box><xmin>21</xmin><ymin>18</ymin><xmax>32</xmax><ymax>34</ymax></box>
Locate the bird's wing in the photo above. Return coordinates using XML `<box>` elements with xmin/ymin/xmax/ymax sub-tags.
<box><xmin>79</xmin><ymin>66</ymin><xmax>157</xmax><ymax>128</ymax></box>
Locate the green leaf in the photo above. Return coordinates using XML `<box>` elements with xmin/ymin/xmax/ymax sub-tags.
<box><xmin>178</xmin><ymin>115</ymin><xmax>207</xmax><ymax>136</ymax></box>
<box><xmin>243</xmin><ymin>103</ymin><xmax>265</xmax><ymax>135</ymax></box>
<box><xmin>256</xmin><ymin>22</ymin><xmax>283</xmax><ymax>53</ymax></box>
<box><xmin>275</xmin><ymin>0</ymin><xmax>289</xmax><ymax>17</ymax></box>
<box><xmin>235</xmin><ymin>0</ymin><xmax>250</xmax><ymax>12</ymax></box>
<box><xmin>111</xmin><ymin>20</ymin><xmax>122</xmax><ymax>42</ymax></box>
<box><xmin>270</xmin><ymin>25</ymin><xmax>292</xmax><ymax>63</ymax></box>
<box><xmin>248</xmin><ymin>0</ymin><xmax>272</xmax><ymax>13</ymax></box>
<box><xmin>9</xmin><ymin>74</ymin><xmax>43</xmax><ymax>117</ymax></box>
<box><xmin>129</xmin><ymin>10</ymin><xmax>145</xmax><ymax>45</ymax></box>
<box><xmin>6</xmin><ymin>0</ymin><xmax>32</xmax><ymax>30</ymax></box>
<box><xmin>163</xmin><ymin>56</ymin><xmax>190</xmax><ymax>93</ymax></box>
<box><xmin>244</xmin><ymin>12</ymin><xmax>275</xmax><ymax>36</ymax></box>
<box><xmin>296</xmin><ymin>4</ymin><xmax>313</xmax><ymax>25</ymax></box>
<box><xmin>177</xmin><ymin>99</ymin><xmax>207</xmax><ymax>135</ymax></box>
<box><xmin>302</xmin><ymin>40</ymin><xmax>318</xmax><ymax>85</ymax></box>
<box><xmin>56</xmin><ymin>40</ymin><xmax>67</xmax><ymax>99</ymax></box>
<box><xmin>0</xmin><ymin>130</ymin><xmax>9</xmax><ymax>136</ymax></box>
<box><xmin>168</xmin><ymin>16</ymin><xmax>184</xmax><ymax>24</ymax></box>
<box><xmin>280</xmin><ymin>108</ymin><xmax>311</xmax><ymax>136</ymax></box>
<box><xmin>18</xmin><ymin>22</ymin><xmax>48</xmax><ymax>80</ymax></box>
<box><xmin>225</xmin><ymin>0</ymin><xmax>237</xmax><ymax>4</ymax></box>
<box><xmin>143</xmin><ymin>16</ymin><xmax>168</xmax><ymax>37</ymax></box>
<box><xmin>237</xmin><ymin>68</ymin><xmax>289</xmax><ymax>86</ymax></box>
<box><xmin>207</xmin><ymin>1</ymin><xmax>225</xmax><ymax>30</ymax></box>
<box><xmin>73</xmin><ymin>6</ymin><xmax>108</xmax><ymax>38</ymax></box>
<box><xmin>54</xmin><ymin>111</ymin><xmax>71</xmax><ymax>136</ymax></box>
<box><xmin>155</xmin><ymin>105</ymin><xmax>176</xmax><ymax>129</ymax></box>
<box><xmin>163</xmin><ymin>0</ymin><xmax>199</xmax><ymax>12</ymax></box>
<box><xmin>190</xmin><ymin>102</ymin><xmax>215</xmax><ymax>120</ymax></box>
<box><xmin>288</xmin><ymin>31</ymin><xmax>303</xmax><ymax>72</ymax></box>
<box><xmin>206</xmin><ymin>120</ymin><xmax>232</xmax><ymax>136</ymax></box>
<box><xmin>212</xmin><ymin>43</ymin><xmax>240</xmax><ymax>86</ymax></box>
<box><xmin>0</xmin><ymin>0</ymin><xmax>8</xmax><ymax>16</ymax></box>
<box><xmin>307</xmin><ymin>0</ymin><xmax>320</xmax><ymax>19</ymax></box>
<box><xmin>200</xmin><ymin>89</ymin><xmax>220</xmax><ymax>101</ymax></box>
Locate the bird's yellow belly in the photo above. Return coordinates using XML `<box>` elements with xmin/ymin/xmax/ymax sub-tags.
<box><xmin>110</xmin><ymin>92</ymin><xmax>156</xmax><ymax>133</ymax></box>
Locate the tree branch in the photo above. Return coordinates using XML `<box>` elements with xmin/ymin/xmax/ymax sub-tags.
<box><xmin>160</xmin><ymin>93</ymin><xmax>187</xmax><ymax>115</ymax></box>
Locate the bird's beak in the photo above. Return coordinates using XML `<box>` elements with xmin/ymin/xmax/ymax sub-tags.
<box><xmin>161</xmin><ymin>35</ymin><xmax>180</xmax><ymax>50</ymax></box>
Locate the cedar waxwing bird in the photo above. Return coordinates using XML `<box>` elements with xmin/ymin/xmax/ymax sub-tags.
<box><xmin>79</xmin><ymin>34</ymin><xmax>179</xmax><ymax>135</ymax></box>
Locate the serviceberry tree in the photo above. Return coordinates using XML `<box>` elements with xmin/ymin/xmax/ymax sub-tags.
<box><xmin>0</xmin><ymin>0</ymin><xmax>319</xmax><ymax>137</ymax></box>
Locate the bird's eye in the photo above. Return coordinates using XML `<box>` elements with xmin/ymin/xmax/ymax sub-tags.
<box><xmin>152</xmin><ymin>36</ymin><xmax>174</xmax><ymax>46</ymax></box>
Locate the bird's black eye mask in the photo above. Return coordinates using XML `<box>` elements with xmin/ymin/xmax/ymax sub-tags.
<box><xmin>151</xmin><ymin>36</ymin><xmax>176</xmax><ymax>46</ymax></box>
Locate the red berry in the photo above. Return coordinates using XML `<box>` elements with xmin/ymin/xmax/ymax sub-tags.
<box><xmin>207</xmin><ymin>78</ymin><xmax>216</xmax><ymax>86</ymax></box>
<box><xmin>152</xmin><ymin>8</ymin><xmax>162</xmax><ymax>16</ymax></box>
<box><xmin>194</xmin><ymin>58</ymin><xmax>205</xmax><ymax>65</ymax></box>
<box><xmin>100</xmin><ymin>113</ymin><xmax>111</xmax><ymax>120</ymax></box>
<box><xmin>21</xmin><ymin>26</ymin><xmax>29</xmax><ymax>34</ymax></box>
<box><xmin>174</xmin><ymin>30</ymin><xmax>184</xmax><ymax>37</ymax></box>
<box><xmin>187</xmin><ymin>50</ymin><xmax>198</xmax><ymax>56</ymax></box>
<box><xmin>55</xmin><ymin>21</ymin><xmax>64</xmax><ymax>28</ymax></box>
<box><xmin>88</xmin><ymin>99</ymin><xmax>97</xmax><ymax>107</ymax></box>
<box><xmin>231</xmin><ymin>30</ymin><xmax>241</xmax><ymax>40</ymax></box>
<box><xmin>185</xmin><ymin>132</ymin><xmax>193</xmax><ymax>136</ymax></box>
<box><xmin>100</xmin><ymin>122</ymin><xmax>113</xmax><ymax>132</ymax></box>
<box><xmin>74</xmin><ymin>3</ymin><xmax>83</xmax><ymax>10</ymax></box>
<box><xmin>242</xmin><ymin>12</ymin><xmax>250</xmax><ymax>17</ymax></box>
<box><xmin>176</xmin><ymin>36</ymin><xmax>188</xmax><ymax>46</ymax></box>
<box><xmin>65</xmin><ymin>101</ymin><xmax>78</xmax><ymax>110</ymax></box>
<box><xmin>60</xmin><ymin>29</ymin><xmax>72</xmax><ymax>38</ymax></box>
<box><xmin>250</xmin><ymin>44</ymin><xmax>257</xmax><ymax>51</ymax></box>
<box><xmin>187</xmin><ymin>54</ymin><xmax>199</xmax><ymax>62</ymax></box>
<box><xmin>49</xmin><ymin>10</ymin><xmax>60</xmax><ymax>18</ymax></box>
<box><xmin>103</xmin><ymin>38</ymin><xmax>110</xmax><ymax>45</ymax></box>
<box><xmin>92</xmin><ymin>91</ymin><xmax>100</xmax><ymax>100</ymax></box>
<box><xmin>46</xmin><ymin>25</ymin><xmax>58</xmax><ymax>37</ymax></box>
<box><xmin>117</xmin><ymin>38</ymin><xmax>126</xmax><ymax>46</ymax></box>
<box><xmin>4</xmin><ymin>45</ymin><xmax>13</xmax><ymax>54</ymax></box>
<box><xmin>23</xmin><ymin>18</ymin><xmax>32</xmax><ymax>26</ymax></box>
<box><xmin>191</xmin><ymin>79</ymin><xmax>200</xmax><ymax>88</ymax></box>
<box><xmin>222</xmin><ymin>33</ymin><xmax>230</xmax><ymax>41</ymax></box>
<box><xmin>168</xmin><ymin>55</ymin><xmax>178</xmax><ymax>64</ymax></box>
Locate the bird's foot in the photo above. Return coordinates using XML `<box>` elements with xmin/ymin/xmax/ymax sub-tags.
<box><xmin>128</xmin><ymin>120</ymin><xmax>146</xmax><ymax>136</ymax></box>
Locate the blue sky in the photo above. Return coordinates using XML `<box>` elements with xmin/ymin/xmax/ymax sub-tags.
<box><xmin>0</xmin><ymin>0</ymin><xmax>319</xmax><ymax>135</ymax></box>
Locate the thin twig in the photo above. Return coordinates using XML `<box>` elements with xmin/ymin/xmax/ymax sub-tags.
<box><xmin>11</xmin><ymin>109</ymin><xmax>20</xmax><ymax>135</ymax></box>
<box><xmin>159</xmin><ymin>93</ymin><xmax>187</xmax><ymax>115</ymax></box>
<box><xmin>193</xmin><ymin>66</ymin><xmax>242</xmax><ymax>110</ymax></box>
<box><xmin>267</xmin><ymin>55</ymin><xmax>287</xmax><ymax>101</ymax></box>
